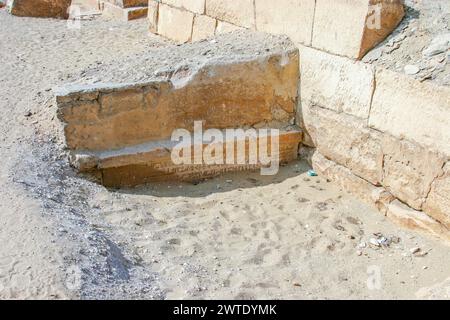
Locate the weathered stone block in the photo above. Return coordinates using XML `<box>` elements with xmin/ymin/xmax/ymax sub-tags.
<box><xmin>192</xmin><ymin>14</ymin><xmax>216</xmax><ymax>41</ymax></box>
<box><xmin>300</xmin><ymin>45</ymin><xmax>375</xmax><ymax>119</ymax></box>
<box><xmin>72</xmin><ymin>130</ymin><xmax>302</xmax><ymax>186</ymax></box>
<box><xmin>312</xmin><ymin>0</ymin><xmax>404</xmax><ymax>59</ymax></box>
<box><xmin>162</xmin><ymin>0</ymin><xmax>205</xmax><ymax>14</ymax></box>
<box><xmin>386</xmin><ymin>200</ymin><xmax>450</xmax><ymax>242</ymax></box>
<box><xmin>215</xmin><ymin>20</ymin><xmax>242</xmax><ymax>34</ymax></box>
<box><xmin>369</xmin><ymin>68</ymin><xmax>450</xmax><ymax>157</ymax></box>
<box><xmin>255</xmin><ymin>0</ymin><xmax>315</xmax><ymax>45</ymax></box>
<box><xmin>424</xmin><ymin>163</ymin><xmax>450</xmax><ymax>229</ymax></box>
<box><xmin>311</xmin><ymin>151</ymin><xmax>383</xmax><ymax>207</ymax></box>
<box><xmin>57</xmin><ymin>48</ymin><xmax>299</xmax><ymax>151</ymax></box>
<box><xmin>381</xmin><ymin>135</ymin><xmax>446</xmax><ymax>211</ymax></box>
<box><xmin>148</xmin><ymin>0</ymin><xmax>159</xmax><ymax>33</ymax></box>
<box><xmin>8</xmin><ymin>0</ymin><xmax>71</xmax><ymax>18</ymax></box>
<box><xmin>158</xmin><ymin>3</ymin><xmax>194</xmax><ymax>43</ymax></box>
<box><xmin>206</xmin><ymin>0</ymin><xmax>255</xmax><ymax>29</ymax></box>
<box><xmin>303</xmin><ymin>105</ymin><xmax>382</xmax><ymax>185</ymax></box>
<box><xmin>102</xmin><ymin>2</ymin><xmax>148</xmax><ymax>21</ymax></box>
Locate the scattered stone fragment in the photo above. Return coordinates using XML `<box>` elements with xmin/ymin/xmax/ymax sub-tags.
<box><xmin>422</xmin><ymin>33</ymin><xmax>450</xmax><ymax>57</ymax></box>
<box><xmin>369</xmin><ymin>238</ymin><xmax>381</xmax><ymax>247</ymax></box>
<box><xmin>404</xmin><ymin>65</ymin><xmax>420</xmax><ymax>75</ymax></box>
<box><xmin>410</xmin><ymin>247</ymin><xmax>421</xmax><ymax>254</ymax></box>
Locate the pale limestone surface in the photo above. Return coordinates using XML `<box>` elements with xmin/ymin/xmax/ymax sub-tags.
<box><xmin>302</xmin><ymin>105</ymin><xmax>383</xmax><ymax>185</ymax></box>
<box><xmin>255</xmin><ymin>0</ymin><xmax>315</xmax><ymax>45</ymax></box>
<box><xmin>205</xmin><ymin>0</ymin><xmax>255</xmax><ymax>29</ymax></box>
<box><xmin>157</xmin><ymin>3</ymin><xmax>194</xmax><ymax>42</ymax></box>
<box><xmin>300</xmin><ymin>45</ymin><xmax>375</xmax><ymax>119</ymax></box>
<box><xmin>369</xmin><ymin>68</ymin><xmax>450</xmax><ymax>156</ymax></box>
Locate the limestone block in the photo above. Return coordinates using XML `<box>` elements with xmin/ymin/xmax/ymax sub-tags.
<box><xmin>381</xmin><ymin>135</ymin><xmax>446</xmax><ymax>211</ymax></box>
<box><xmin>158</xmin><ymin>3</ymin><xmax>194</xmax><ymax>43</ymax></box>
<box><xmin>103</xmin><ymin>0</ymin><xmax>148</xmax><ymax>8</ymax></box>
<box><xmin>71</xmin><ymin>130</ymin><xmax>302</xmax><ymax>186</ymax></box>
<box><xmin>57</xmin><ymin>49</ymin><xmax>299</xmax><ymax>151</ymax></box>
<box><xmin>255</xmin><ymin>0</ymin><xmax>315</xmax><ymax>45</ymax></box>
<box><xmin>312</xmin><ymin>0</ymin><xmax>404</xmax><ymax>59</ymax></box>
<box><xmin>192</xmin><ymin>14</ymin><xmax>216</xmax><ymax>41</ymax></box>
<box><xmin>302</xmin><ymin>105</ymin><xmax>382</xmax><ymax>185</ymax></box>
<box><xmin>369</xmin><ymin>68</ymin><xmax>450</xmax><ymax>157</ymax></box>
<box><xmin>424</xmin><ymin>163</ymin><xmax>450</xmax><ymax>229</ymax></box>
<box><xmin>102</xmin><ymin>2</ymin><xmax>148</xmax><ymax>21</ymax></box>
<box><xmin>215</xmin><ymin>20</ymin><xmax>243</xmax><ymax>34</ymax></box>
<box><xmin>300</xmin><ymin>45</ymin><xmax>375</xmax><ymax>119</ymax></box>
<box><xmin>311</xmin><ymin>151</ymin><xmax>382</xmax><ymax>207</ymax></box>
<box><xmin>162</xmin><ymin>0</ymin><xmax>205</xmax><ymax>14</ymax></box>
<box><xmin>8</xmin><ymin>0</ymin><xmax>71</xmax><ymax>18</ymax></box>
<box><xmin>148</xmin><ymin>0</ymin><xmax>159</xmax><ymax>33</ymax></box>
<box><xmin>206</xmin><ymin>0</ymin><xmax>255</xmax><ymax>29</ymax></box>
<box><xmin>386</xmin><ymin>200</ymin><xmax>450</xmax><ymax>242</ymax></box>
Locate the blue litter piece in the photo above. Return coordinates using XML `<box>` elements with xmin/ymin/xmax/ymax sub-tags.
<box><xmin>307</xmin><ymin>169</ymin><xmax>318</xmax><ymax>177</ymax></box>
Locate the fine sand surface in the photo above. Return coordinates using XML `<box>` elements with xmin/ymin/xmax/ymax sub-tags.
<box><xmin>0</xmin><ymin>9</ymin><xmax>450</xmax><ymax>299</ymax></box>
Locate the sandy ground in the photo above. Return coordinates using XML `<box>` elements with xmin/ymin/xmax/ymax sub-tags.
<box><xmin>1</xmin><ymin>9</ymin><xmax>450</xmax><ymax>300</ymax></box>
<box><xmin>364</xmin><ymin>0</ymin><xmax>450</xmax><ymax>86</ymax></box>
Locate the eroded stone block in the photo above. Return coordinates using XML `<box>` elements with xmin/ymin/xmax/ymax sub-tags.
<box><xmin>206</xmin><ymin>0</ymin><xmax>255</xmax><ymax>29</ymax></box>
<box><xmin>57</xmin><ymin>47</ymin><xmax>299</xmax><ymax>151</ymax></box>
<box><xmin>192</xmin><ymin>14</ymin><xmax>216</xmax><ymax>41</ymax></box>
<box><xmin>381</xmin><ymin>135</ymin><xmax>446</xmax><ymax>211</ymax></box>
<box><xmin>8</xmin><ymin>0</ymin><xmax>71</xmax><ymax>18</ymax></box>
<box><xmin>255</xmin><ymin>0</ymin><xmax>315</xmax><ymax>45</ymax></box>
<box><xmin>369</xmin><ymin>68</ymin><xmax>450</xmax><ymax>157</ymax></box>
<box><xmin>158</xmin><ymin>3</ymin><xmax>194</xmax><ymax>43</ymax></box>
<box><xmin>387</xmin><ymin>200</ymin><xmax>450</xmax><ymax>242</ymax></box>
<box><xmin>300</xmin><ymin>45</ymin><xmax>375</xmax><ymax>119</ymax></box>
<box><xmin>312</xmin><ymin>0</ymin><xmax>404</xmax><ymax>59</ymax></box>
<box><xmin>424</xmin><ymin>163</ymin><xmax>450</xmax><ymax>229</ymax></box>
<box><xmin>303</xmin><ymin>105</ymin><xmax>383</xmax><ymax>185</ymax></box>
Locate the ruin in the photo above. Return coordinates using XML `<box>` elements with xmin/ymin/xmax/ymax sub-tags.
<box><xmin>51</xmin><ymin>0</ymin><xmax>450</xmax><ymax>243</ymax></box>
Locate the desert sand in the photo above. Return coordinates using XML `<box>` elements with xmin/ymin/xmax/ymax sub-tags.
<box><xmin>0</xmin><ymin>9</ymin><xmax>449</xmax><ymax>299</ymax></box>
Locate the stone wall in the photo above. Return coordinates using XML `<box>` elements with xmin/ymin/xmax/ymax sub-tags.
<box><xmin>147</xmin><ymin>0</ymin><xmax>449</xmax><ymax>241</ymax></box>
<box><xmin>299</xmin><ymin>44</ymin><xmax>450</xmax><ymax>241</ymax></box>
<box><xmin>147</xmin><ymin>0</ymin><xmax>405</xmax><ymax>60</ymax></box>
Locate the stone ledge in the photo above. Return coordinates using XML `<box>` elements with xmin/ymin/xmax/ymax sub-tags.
<box><xmin>56</xmin><ymin>45</ymin><xmax>299</xmax><ymax>151</ymax></box>
<box><xmin>71</xmin><ymin>130</ymin><xmax>302</xmax><ymax>187</ymax></box>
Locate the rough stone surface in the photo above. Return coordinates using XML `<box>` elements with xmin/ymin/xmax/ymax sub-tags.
<box><xmin>192</xmin><ymin>14</ymin><xmax>216</xmax><ymax>41</ymax></box>
<box><xmin>369</xmin><ymin>68</ymin><xmax>450</xmax><ymax>156</ymax></box>
<box><xmin>359</xmin><ymin>0</ymin><xmax>405</xmax><ymax>58</ymax></box>
<box><xmin>424</xmin><ymin>163</ymin><xmax>450</xmax><ymax>229</ymax></box>
<box><xmin>312</xmin><ymin>0</ymin><xmax>404</xmax><ymax>59</ymax></box>
<box><xmin>381</xmin><ymin>135</ymin><xmax>446</xmax><ymax>211</ymax></box>
<box><xmin>73</xmin><ymin>130</ymin><xmax>302</xmax><ymax>186</ymax></box>
<box><xmin>206</xmin><ymin>0</ymin><xmax>255</xmax><ymax>29</ymax></box>
<box><xmin>147</xmin><ymin>0</ymin><xmax>158</xmax><ymax>33</ymax></box>
<box><xmin>255</xmin><ymin>0</ymin><xmax>315</xmax><ymax>45</ymax></box>
<box><xmin>386</xmin><ymin>200</ymin><xmax>450</xmax><ymax>242</ymax></box>
<box><xmin>157</xmin><ymin>3</ymin><xmax>194</xmax><ymax>43</ymax></box>
<box><xmin>302</xmin><ymin>105</ymin><xmax>382</xmax><ymax>185</ymax></box>
<box><xmin>102</xmin><ymin>2</ymin><xmax>148</xmax><ymax>21</ymax></box>
<box><xmin>215</xmin><ymin>20</ymin><xmax>242</xmax><ymax>34</ymax></box>
<box><xmin>162</xmin><ymin>0</ymin><xmax>205</xmax><ymax>14</ymax></box>
<box><xmin>300</xmin><ymin>45</ymin><xmax>375</xmax><ymax>119</ymax></box>
<box><xmin>8</xmin><ymin>0</ymin><xmax>71</xmax><ymax>18</ymax></box>
<box><xmin>57</xmin><ymin>34</ymin><xmax>299</xmax><ymax>151</ymax></box>
<box><xmin>312</xmin><ymin>151</ymin><xmax>381</xmax><ymax>206</ymax></box>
